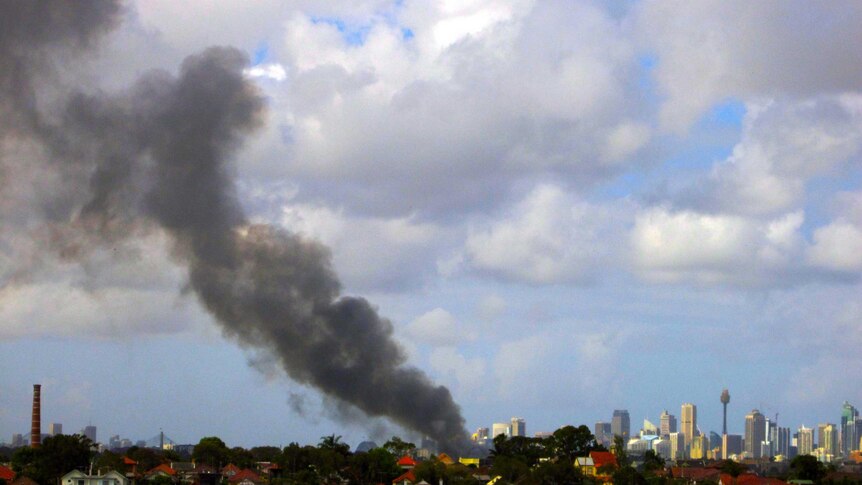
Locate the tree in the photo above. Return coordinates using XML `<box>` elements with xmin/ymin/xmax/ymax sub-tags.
<box><xmin>319</xmin><ymin>435</ymin><xmax>350</xmax><ymax>456</ymax></box>
<box><xmin>11</xmin><ymin>434</ymin><xmax>94</xmax><ymax>485</ymax></box>
<box><xmin>126</xmin><ymin>446</ymin><xmax>164</xmax><ymax>471</ymax></box>
<box><xmin>193</xmin><ymin>436</ymin><xmax>231</xmax><ymax>468</ymax></box>
<box><xmin>349</xmin><ymin>448</ymin><xmax>400</xmax><ymax>485</ymax></box>
<box><xmin>611</xmin><ymin>435</ymin><xmax>630</xmax><ymax>468</ymax></box>
<box><xmin>789</xmin><ymin>455</ymin><xmax>826</xmax><ymax>481</ymax></box>
<box><xmin>93</xmin><ymin>451</ymin><xmax>125</xmax><ymax>474</ymax></box>
<box><xmin>230</xmin><ymin>447</ymin><xmax>256</xmax><ymax>469</ymax></box>
<box><xmin>383</xmin><ymin>437</ymin><xmax>416</xmax><ymax>457</ymax></box>
<box><xmin>719</xmin><ymin>460</ymin><xmax>745</xmax><ymax>478</ymax></box>
<box><xmin>549</xmin><ymin>425</ymin><xmax>597</xmax><ymax>460</ymax></box>
<box><xmin>642</xmin><ymin>450</ymin><xmax>665</xmax><ymax>475</ymax></box>
<box><xmin>250</xmin><ymin>446</ymin><xmax>281</xmax><ymax>462</ymax></box>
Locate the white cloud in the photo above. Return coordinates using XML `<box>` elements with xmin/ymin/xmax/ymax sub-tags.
<box><xmin>404</xmin><ymin>308</ymin><xmax>476</xmax><ymax>347</ymax></box>
<box><xmin>428</xmin><ymin>346</ymin><xmax>487</xmax><ymax>394</ymax></box>
<box><xmin>463</xmin><ymin>184</ymin><xmax>622</xmax><ymax>284</ymax></box>
<box><xmin>807</xmin><ymin>222</ymin><xmax>862</xmax><ymax>273</ymax></box>
<box><xmin>630</xmin><ymin>207</ymin><xmax>805</xmax><ymax>285</ymax></box>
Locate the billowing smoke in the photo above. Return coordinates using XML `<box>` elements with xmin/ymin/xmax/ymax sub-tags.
<box><xmin>0</xmin><ymin>2</ymin><xmax>468</xmax><ymax>451</ymax></box>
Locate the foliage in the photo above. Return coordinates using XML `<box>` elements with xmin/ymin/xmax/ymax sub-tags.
<box><xmin>126</xmin><ymin>446</ymin><xmax>165</xmax><ymax>471</ymax></box>
<box><xmin>789</xmin><ymin>455</ymin><xmax>826</xmax><ymax>481</ymax></box>
<box><xmin>612</xmin><ymin>465</ymin><xmax>647</xmax><ymax>485</ymax></box>
<box><xmin>549</xmin><ymin>425</ymin><xmax>599</xmax><ymax>461</ymax></box>
<box><xmin>93</xmin><ymin>450</ymin><xmax>125</xmax><ymax>474</ymax></box>
<box><xmin>611</xmin><ymin>435</ymin><xmax>630</xmax><ymax>468</ymax></box>
<box><xmin>319</xmin><ymin>435</ymin><xmax>350</xmax><ymax>456</ymax></box>
<box><xmin>251</xmin><ymin>446</ymin><xmax>282</xmax><ymax>462</ymax></box>
<box><xmin>348</xmin><ymin>447</ymin><xmax>400</xmax><ymax>484</ymax></box>
<box><xmin>719</xmin><ymin>459</ymin><xmax>746</xmax><ymax>478</ymax></box>
<box><xmin>193</xmin><ymin>436</ymin><xmax>231</xmax><ymax>468</ymax></box>
<box><xmin>641</xmin><ymin>450</ymin><xmax>665</xmax><ymax>475</ymax></box>
<box><xmin>11</xmin><ymin>434</ymin><xmax>94</xmax><ymax>485</ymax></box>
<box><xmin>383</xmin><ymin>436</ymin><xmax>416</xmax><ymax>457</ymax></box>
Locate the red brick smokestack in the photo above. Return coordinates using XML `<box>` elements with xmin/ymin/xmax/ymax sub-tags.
<box><xmin>31</xmin><ymin>384</ymin><xmax>41</xmax><ymax>447</ymax></box>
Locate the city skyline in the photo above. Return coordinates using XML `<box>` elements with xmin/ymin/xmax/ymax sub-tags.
<box><xmin>1</xmin><ymin>1</ymin><xmax>861</xmax><ymax>450</ymax></box>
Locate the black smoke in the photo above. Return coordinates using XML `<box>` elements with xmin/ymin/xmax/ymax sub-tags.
<box><xmin>0</xmin><ymin>2</ymin><xmax>468</xmax><ymax>452</ymax></box>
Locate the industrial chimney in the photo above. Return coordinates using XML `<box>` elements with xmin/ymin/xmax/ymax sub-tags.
<box><xmin>31</xmin><ymin>384</ymin><xmax>41</xmax><ymax>447</ymax></box>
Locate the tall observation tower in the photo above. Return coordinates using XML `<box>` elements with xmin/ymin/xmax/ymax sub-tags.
<box><xmin>720</xmin><ymin>389</ymin><xmax>730</xmax><ymax>435</ymax></box>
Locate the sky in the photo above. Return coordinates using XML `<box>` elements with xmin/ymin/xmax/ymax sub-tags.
<box><xmin>1</xmin><ymin>0</ymin><xmax>861</xmax><ymax>450</ymax></box>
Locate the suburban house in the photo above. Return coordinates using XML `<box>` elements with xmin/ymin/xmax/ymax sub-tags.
<box><xmin>61</xmin><ymin>470</ymin><xmax>129</xmax><ymax>485</ymax></box>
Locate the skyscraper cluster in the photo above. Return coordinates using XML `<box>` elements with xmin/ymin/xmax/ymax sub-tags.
<box><xmin>599</xmin><ymin>393</ymin><xmax>862</xmax><ymax>464</ymax></box>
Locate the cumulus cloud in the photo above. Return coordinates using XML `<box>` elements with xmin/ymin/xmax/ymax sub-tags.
<box><xmin>428</xmin><ymin>346</ymin><xmax>487</xmax><ymax>395</ymax></box>
<box><xmin>405</xmin><ymin>308</ymin><xmax>476</xmax><ymax>347</ymax></box>
<box><xmin>637</xmin><ymin>0</ymin><xmax>862</xmax><ymax>132</ymax></box>
<box><xmin>462</xmin><ymin>184</ymin><xmax>625</xmax><ymax>284</ymax></box>
<box><xmin>677</xmin><ymin>97</ymin><xmax>862</xmax><ymax>216</ymax></box>
<box><xmin>630</xmin><ymin>207</ymin><xmax>806</xmax><ymax>285</ymax></box>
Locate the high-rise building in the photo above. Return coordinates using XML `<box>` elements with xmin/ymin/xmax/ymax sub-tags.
<box><xmin>82</xmin><ymin>425</ymin><xmax>97</xmax><ymax>443</ymax></box>
<box><xmin>681</xmin><ymin>403</ymin><xmax>697</xmax><ymax>457</ymax></box>
<box><xmin>669</xmin><ymin>432</ymin><xmax>685</xmax><ymax>461</ymax></box>
<box><xmin>777</xmin><ymin>427</ymin><xmax>790</xmax><ymax>458</ymax></box>
<box><xmin>722</xmin><ymin>434</ymin><xmax>743</xmax><ymax>459</ymax></box>
<box><xmin>11</xmin><ymin>433</ymin><xmax>25</xmax><ymax>448</ymax></box>
<box><xmin>595</xmin><ymin>421</ymin><xmax>612</xmax><ymax>447</ymax></box>
<box><xmin>818</xmin><ymin>423</ymin><xmax>837</xmax><ymax>457</ymax></box>
<box><xmin>473</xmin><ymin>427</ymin><xmax>490</xmax><ymax>442</ymax></box>
<box><xmin>690</xmin><ymin>435</ymin><xmax>707</xmax><ymax>459</ymax></box>
<box><xmin>660</xmin><ymin>410</ymin><xmax>677</xmax><ymax>437</ymax></box>
<box><xmin>841</xmin><ymin>401</ymin><xmax>860</xmax><ymax>456</ymax></box>
<box><xmin>745</xmin><ymin>409</ymin><xmax>766</xmax><ymax>459</ymax></box>
<box><xmin>48</xmin><ymin>423</ymin><xmax>62</xmax><ymax>436</ymax></box>
<box><xmin>511</xmin><ymin>417</ymin><xmax>526</xmax><ymax>437</ymax></box>
<box><xmin>612</xmin><ymin>410</ymin><xmax>630</xmax><ymax>442</ymax></box>
<box><xmin>798</xmin><ymin>426</ymin><xmax>814</xmax><ymax>456</ymax></box>
<box><xmin>492</xmin><ymin>422</ymin><xmax>510</xmax><ymax>440</ymax></box>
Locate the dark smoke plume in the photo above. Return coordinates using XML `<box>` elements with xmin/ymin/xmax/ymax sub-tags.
<box><xmin>0</xmin><ymin>2</ymin><xmax>468</xmax><ymax>451</ymax></box>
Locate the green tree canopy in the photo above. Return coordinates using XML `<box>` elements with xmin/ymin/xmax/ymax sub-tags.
<box><xmin>383</xmin><ymin>436</ymin><xmax>416</xmax><ymax>457</ymax></box>
<box><xmin>789</xmin><ymin>455</ymin><xmax>826</xmax><ymax>481</ymax></box>
<box><xmin>192</xmin><ymin>436</ymin><xmax>231</xmax><ymax>468</ymax></box>
<box><xmin>12</xmin><ymin>434</ymin><xmax>94</xmax><ymax>485</ymax></box>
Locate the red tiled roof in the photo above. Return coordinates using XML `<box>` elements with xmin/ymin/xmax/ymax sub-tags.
<box><xmin>397</xmin><ymin>456</ymin><xmax>417</xmax><ymax>467</ymax></box>
<box><xmin>720</xmin><ymin>473</ymin><xmax>788</xmax><ymax>485</ymax></box>
<box><xmin>673</xmin><ymin>468</ymin><xmax>721</xmax><ymax>481</ymax></box>
<box><xmin>123</xmin><ymin>457</ymin><xmax>138</xmax><ymax>466</ymax></box>
<box><xmin>392</xmin><ymin>470</ymin><xmax>416</xmax><ymax>484</ymax></box>
<box><xmin>146</xmin><ymin>464</ymin><xmax>178</xmax><ymax>477</ymax></box>
<box><xmin>228</xmin><ymin>469</ymin><xmax>262</xmax><ymax>484</ymax></box>
<box><xmin>590</xmin><ymin>451</ymin><xmax>617</xmax><ymax>469</ymax></box>
<box><xmin>0</xmin><ymin>465</ymin><xmax>16</xmax><ymax>481</ymax></box>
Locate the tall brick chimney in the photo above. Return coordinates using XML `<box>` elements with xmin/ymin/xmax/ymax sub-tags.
<box><xmin>31</xmin><ymin>384</ymin><xmax>41</xmax><ymax>447</ymax></box>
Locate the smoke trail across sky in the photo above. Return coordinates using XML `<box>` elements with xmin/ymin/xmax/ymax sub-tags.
<box><xmin>0</xmin><ymin>1</ymin><xmax>468</xmax><ymax>451</ymax></box>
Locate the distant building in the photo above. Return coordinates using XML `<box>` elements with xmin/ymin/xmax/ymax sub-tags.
<box><xmin>612</xmin><ymin>410</ymin><xmax>630</xmax><ymax>441</ymax></box>
<box><xmin>722</xmin><ymin>434</ymin><xmax>742</xmax><ymax>459</ymax></box>
<box><xmin>681</xmin><ymin>403</ymin><xmax>697</xmax><ymax>457</ymax></box>
<box><xmin>660</xmin><ymin>411</ymin><xmax>677</xmax><ymax>437</ymax></box>
<box><xmin>492</xmin><ymin>423</ymin><xmax>510</xmax><ymax>440</ymax></box>
<box><xmin>653</xmin><ymin>438</ymin><xmax>672</xmax><ymax>460</ymax></box>
<box><xmin>798</xmin><ymin>426</ymin><xmax>814</xmax><ymax>456</ymax></box>
<box><xmin>595</xmin><ymin>422</ymin><xmax>612</xmax><ymax>447</ymax></box>
<box><xmin>642</xmin><ymin>419</ymin><xmax>658</xmax><ymax>437</ymax></box>
<box><xmin>511</xmin><ymin>417</ymin><xmax>526</xmax><ymax>437</ymax></box>
<box><xmin>690</xmin><ymin>434</ymin><xmax>707</xmax><ymax>459</ymax></box>
<box><xmin>49</xmin><ymin>423</ymin><xmax>62</xmax><ymax>436</ymax></box>
<box><xmin>82</xmin><ymin>426</ymin><xmax>97</xmax><ymax>443</ymax></box>
<box><xmin>776</xmin><ymin>427</ymin><xmax>790</xmax><ymax>458</ymax></box>
<box><xmin>841</xmin><ymin>401</ymin><xmax>860</xmax><ymax>456</ymax></box>
<box><xmin>473</xmin><ymin>427</ymin><xmax>489</xmax><ymax>442</ymax></box>
<box><xmin>11</xmin><ymin>434</ymin><xmax>25</xmax><ymax>448</ymax></box>
<box><xmin>669</xmin><ymin>432</ymin><xmax>685</xmax><ymax>461</ymax></box>
<box><xmin>818</xmin><ymin>423</ymin><xmax>837</xmax><ymax>457</ymax></box>
<box><xmin>745</xmin><ymin>410</ymin><xmax>765</xmax><ymax>459</ymax></box>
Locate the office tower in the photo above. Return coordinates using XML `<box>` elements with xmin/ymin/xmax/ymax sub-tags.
<box><xmin>48</xmin><ymin>423</ymin><xmax>62</xmax><ymax>436</ymax></box>
<box><xmin>492</xmin><ymin>422</ymin><xmax>510</xmax><ymax>440</ymax></box>
<box><xmin>595</xmin><ymin>421</ymin><xmax>612</xmax><ymax>447</ymax></box>
<box><xmin>798</xmin><ymin>426</ymin><xmax>814</xmax><ymax>455</ymax></box>
<box><xmin>612</xmin><ymin>410</ymin><xmax>631</xmax><ymax>441</ymax></box>
<box><xmin>12</xmin><ymin>433</ymin><xmax>25</xmax><ymax>448</ymax></box>
<box><xmin>643</xmin><ymin>419</ymin><xmax>658</xmax><ymax>436</ymax></box>
<box><xmin>690</xmin><ymin>435</ymin><xmax>707</xmax><ymax>459</ymax></box>
<box><xmin>653</xmin><ymin>438</ymin><xmax>672</xmax><ymax>460</ymax></box>
<box><xmin>83</xmin><ymin>425</ymin><xmax>97</xmax><ymax>443</ymax></box>
<box><xmin>721</xmin><ymin>389</ymin><xmax>730</xmax><ymax>435</ymax></box>
<box><xmin>763</xmin><ymin>417</ymin><xmax>777</xmax><ymax>458</ymax></box>
<box><xmin>681</xmin><ymin>403</ymin><xmax>697</xmax><ymax>457</ymax></box>
<box><xmin>722</xmin><ymin>434</ymin><xmax>743</xmax><ymax>459</ymax></box>
<box><xmin>841</xmin><ymin>401</ymin><xmax>860</xmax><ymax>456</ymax></box>
<box><xmin>818</xmin><ymin>423</ymin><xmax>837</xmax><ymax>457</ymax></box>
<box><xmin>660</xmin><ymin>410</ymin><xmax>677</xmax><ymax>437</ymax></box>
<box><xmin>511</xmin><ymin>417</ymin><xmax>526</xmax><ymax>437</ymax></box>
<box><xmin>777</xmin><ymin>427</ymin><xmax>790</xmax><ymax>457</ymax></box>
<box><xmin>710</xmin><ymin>431</ymin><xmax>722</xmax><ymax>454</ymax></box>
<box><xmin>669</xmin><ymin>432</ymin><xmax>684</xmax><ymax>461</ymax></box>
<box><xmin>474</xmin><ymin>427</ymin><xmax>489</xmax><ymax>442</ymax></box>
<box><xmin>745</xmin><ymin>409</ymin><xmax>765</xmax><ymax>458</ymax></box>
